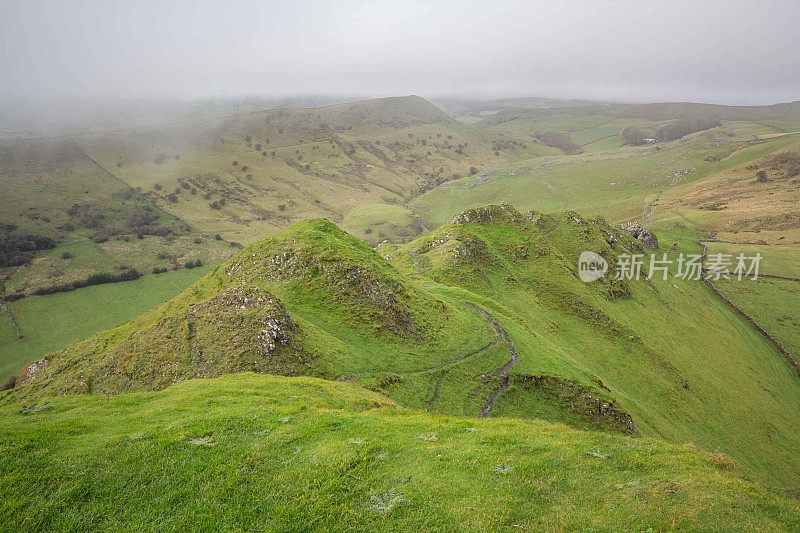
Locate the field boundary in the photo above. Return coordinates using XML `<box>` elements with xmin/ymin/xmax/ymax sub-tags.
<box><xmin>698</xmin><ymin>239</ymin><xmax>800</xmax><ymax>377</ymax></box>
<box><xmin>1</xmin><ymin>302</ymin><xmax>25</xmax><ymax>341</ymax></box>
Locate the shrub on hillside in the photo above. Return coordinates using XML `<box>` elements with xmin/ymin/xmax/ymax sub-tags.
<box><xmin>534</xmin><ymin>132</ymin><xmax>584</xmax><ymax>154</ymax></box>
<box><xmin>621</xmin><ymin>126</ymin><xmax>646</xmax><ymax>145</ymax></box>
<box><xmin>67</xmin><ymin>204</ymin><xmax>103</xmax><ymax>229</ymax></box>
<box><xmin>0</xmin><ymin>224</ymin><xmax>56</xmax><ymax>268</ymax></box>
<box><xmin>655</xmin><ymin>118</ymin><xmax>721</xmax><ymax>142</ymax></box>
<box><xmin>32</xmin><ymin>269</ymin><xmax>141</xmax><ymax>296</ymax></box>
<box><xmin>0</xmin><ymin>376</ymin><xmax>16</xmax><ymax>391</ymax></box>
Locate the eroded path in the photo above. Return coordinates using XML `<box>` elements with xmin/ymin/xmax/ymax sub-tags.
<box><xmin>348</xmin><ymin>302</ymin><xmax>502</xmax><ymax>381</ymax></box>
<box><xmin>463</xmin><ymin>303</ymin><xmax>519</xmax><ymax>417</ymax></box>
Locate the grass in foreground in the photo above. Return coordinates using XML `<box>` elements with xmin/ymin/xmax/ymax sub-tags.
<box><xmin>1</xmin><ymin>373</ymin><xmax>798</xmax><ymax>531</ymax></box>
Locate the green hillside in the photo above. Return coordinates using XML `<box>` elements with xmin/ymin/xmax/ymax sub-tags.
<box><xmin>0</xmin><ymin>266</ymin><xmax>212</xmax><ymax>384</ymax></box>
<box><xmin>9</xmin><ymin>207</ymin><xmax>800</xmax><ymax>490</ymax></box>
<box><xmin>74</xmin><ymin>96</ymin><xmax>553</xmax><ymax>246</ymax></box>
<box><xmin>2</xmin><ymin>373</ymin><xmax>798</xmax><ymax>531</ymax></box>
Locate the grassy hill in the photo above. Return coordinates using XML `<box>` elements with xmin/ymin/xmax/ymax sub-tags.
<box><xmin>9</xmin><ymin>206</ymin><xmax>800</xmax><ymax>490</ymax></box>
<box><xmin>2</xmin><ymin>372</ymin><xmax>798</xmax><ymax>531</ymax></box>
<box><xmin>647</xmin><ymin>141</ymin><xmax>800</xmax><ymax>378</ymax></box>
<box><xmin>657</xmin><ymin>140</ymin><xmax>800</xmax><ymax>245</ymax></box>
<box><xmin>74</xmin><ymin>96</ymin><xmax>554</xmax><ymax>246</ymax></box>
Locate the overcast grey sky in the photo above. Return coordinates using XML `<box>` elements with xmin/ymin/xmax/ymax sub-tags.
<box><xmin>1</xmin><ymin>0</ymin><xmax>798</xmax><ymax>105</ymax></box>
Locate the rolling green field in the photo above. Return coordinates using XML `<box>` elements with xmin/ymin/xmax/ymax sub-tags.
<box><xmin>703</xmin><ymin>242</ymin><xmax>800</xmax><ymax>278</ymax></box>
<box><xmin>0</xmin><ymin>266</ymin><xmax>212</xmax><ymax>383</ymax></box>
<box><xmin>412</xmin><ymin>134</ymin><xmax>799</xmax><ymax>228</ymax></box>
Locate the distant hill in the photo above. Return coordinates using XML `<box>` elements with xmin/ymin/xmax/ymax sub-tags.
<box><xmin>73</xmin><ymin>95</ymin><xmax>554</xmax><ymax>246</ymax></box>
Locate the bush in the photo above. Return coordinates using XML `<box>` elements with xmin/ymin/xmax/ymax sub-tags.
<box><xmin>534</xmin><ymin>132</ymin><xmax>584</xmax><ymax>155</ymax></box>
<box><xmin>33</xmin><ymin>269</ymin><xmax>141</xmax><ymax>296</ymax></box>
<box><xmin>125</xmin><ymin>209</ymin><xmax>158</xmax><ymax>229</ymax></box>
<box><xmin>0</xmin><ymin>226</ymin><xmax>56</xmax><ymax>268</ymax></box>
<box><xmin>79</xmin><ymin>269</ymin><xmax>141</xmax><ymax>287</ymax></box>
<box><xmin>153</xmin><ymin>266</ymin><xmax>168</xmax><ymax>274</ymax></box>
<box><xmin>61</xmin><ymin>251</ymin><xmax>73</xmax><ymax>260</ymax></box>
<box><xmin>655</xmin><ymin>119</ymin><xmax>721</xmax><ymax>142</ymax></box>
<box><xmin>67</xmin><ymin>205</ymin><xmax>103</xmax><ymax>228</ymax></box>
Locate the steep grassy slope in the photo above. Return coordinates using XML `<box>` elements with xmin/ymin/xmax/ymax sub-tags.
<box><xmin>10</xmin><ymin>207</ymin><xmax>800</xmax><ymax>489</ymax></box>
<box><xmin>388</xmin><ymin>206</ymin><xmax>800</xmax><ymax>488</ymax></box>
<box><xmin>2</xmin><ymin>373</ymin><xmax>798</xmax><ymax>531</ymax></box>
<box><xmin>649</xmin><ymin>141</ymin><xmax>800</xmax><ymax>371</ymax></box>
<box><xmin>712</xmin><ymin>278</ymin><xmax>800</xmax><ymax>356</ymax></box>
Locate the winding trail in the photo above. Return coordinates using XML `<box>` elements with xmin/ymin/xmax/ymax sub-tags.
<box><xmin>347</xmin><ymin>302</ymin><xmax>502</xmax><ymax>380</ymax></box>
<box><xmin>408</xmin><ymin>251</ymin><xmax>429</xmax><ymax>275</ymax></box>
<box><xmin>347</xmin><ymin>302</ymin><xmax>520</xmax><ymax>417</ymax></box>
<box><xmin>463</xmin><ymin>303</ymin><xmax>519</xmax><ymax>417</ymax></box>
